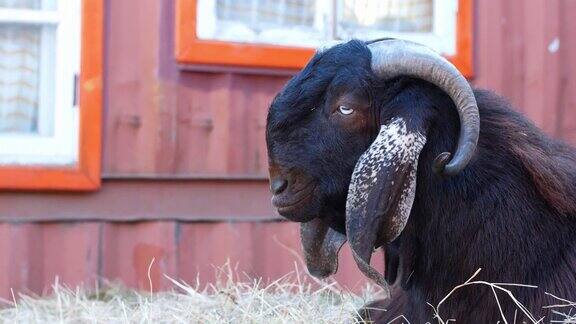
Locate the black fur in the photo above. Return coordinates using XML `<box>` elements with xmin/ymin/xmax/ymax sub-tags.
<box><xmin>266</xmin><ymin>40</ymin><xmax>576</xmax><ymax>322</ymax></box>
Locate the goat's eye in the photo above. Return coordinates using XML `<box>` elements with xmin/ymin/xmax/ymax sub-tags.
<box><xmin>338</xmin><ymin>105</ymin><xmax>354</xmax><ymax>115</ymax></box>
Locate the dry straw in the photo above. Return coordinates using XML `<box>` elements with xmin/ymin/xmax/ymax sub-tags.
<box><xmin>0</xmin><ymin>262</ymin><xmax>573</xmax><ymax>323</ymax></box>
<box><xmin>0</xmin><ymin>262</ymin><xmax>382</xmax><ymax>324</ymax></box>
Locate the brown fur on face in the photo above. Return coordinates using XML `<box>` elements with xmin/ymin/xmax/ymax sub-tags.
<box><xmin>328</xmin><ymin>90</ymin><xmax>372</xmax><ymax>133</ymax></box>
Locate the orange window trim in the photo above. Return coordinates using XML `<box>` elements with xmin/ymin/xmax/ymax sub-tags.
<box><xmin>0</xmin><ymin>0</ymin><xmax>103</xmax><ymax>191</ymax></box>
<box><xmin>176</xmin><ymin>0</ymin><xmax>474</xmax><ymax>77</ymax></box>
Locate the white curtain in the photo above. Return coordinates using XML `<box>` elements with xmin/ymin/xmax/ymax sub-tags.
<box><xmin>0</xmin><ymin>0</ymin><xmax>42</xmax><ymax>10</ymax></box>
<box><xmin>0</xmin><ymin>0</ymin><xmax>43</xmax><ymax>133</ymax></box>
<box><xmin>339</xmin><ymin>0</ymin><xmax>434</xmax><ymax>32</ymax></box>
<box><xmin>216</xmin><ymin>0</ymin><xmax>317</xmax><ymax>29</ymax></box>
<box><xmin>0</xmin><ymin>25</ymin><xmax>41</xmax><ymax>133</ymax></box>
<box><xmin>204</xmin><ymin>0</ymin><xmax>322</xmax><ymax>47</ymax></box>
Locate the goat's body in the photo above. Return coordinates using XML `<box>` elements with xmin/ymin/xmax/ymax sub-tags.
<box><xmin>265</xmin><ymin>39</ymin><xmax>576</xmax><ymax>321</ymax></box>
<box><xmin>363</xmin><ymin>89</ymin><xmax>576</xmax><ymax>322</ymax></box>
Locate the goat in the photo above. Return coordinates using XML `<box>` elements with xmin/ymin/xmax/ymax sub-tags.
<box><xmin>265</xmin><ymin>39</ymin><xmax>576</xmax><ymax>322</ymax></box>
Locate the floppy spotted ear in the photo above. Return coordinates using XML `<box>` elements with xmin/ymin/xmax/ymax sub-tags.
<box><xmin>345</xmin><ymin>93</ymin><xmax>433</xmax><ymax>292</ymax></box>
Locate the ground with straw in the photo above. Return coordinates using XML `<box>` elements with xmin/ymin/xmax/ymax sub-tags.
<box><xmin>0</xmin><ymin>264</ymin><xmax>383</xmax><ymax>324</ymax></box>
<box><xmin>0</xmin><ymin>264</ymin><xmax>574</xmax><ymax>323</ymax></box>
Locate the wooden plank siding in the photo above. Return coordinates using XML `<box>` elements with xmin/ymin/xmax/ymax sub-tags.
<box><xmin>474</xmin><ymin>0</ymin><xmax>575</xmax><ymax>138</ymax></box>
<box><xmin>0</xmin><ymin>0</ymin><xmax>575</xmax><ymax>299</ymax></box>
<box><xmin>0</xmin><ymin>180</ymin><xmax>279</xmax><ymax>222</ymax></box>
<box><xmin>104</xmin><ymin>0</ymin><xmax>285</xmax><ymax>176</ymax></box>
<box><xmin>0</xmin><ymin>221</ymin><xmax>378</xmax><ymax>298</ymax></box>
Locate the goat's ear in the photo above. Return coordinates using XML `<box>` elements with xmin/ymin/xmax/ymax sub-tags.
<box><xmin>345</xmin><ymin>110</ymin><xmax>428</xmax><ymax>289</ymax></box>
<box><xmin>300</xmin><ymin>218</ymin><xmax>346</xmax><ymax>278</ymax></box>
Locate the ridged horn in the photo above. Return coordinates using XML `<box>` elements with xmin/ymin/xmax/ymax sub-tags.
<box><xmin>368</xmin><ymin>39</ymin><xmax>479</xmax><ymax>175</ymax></box>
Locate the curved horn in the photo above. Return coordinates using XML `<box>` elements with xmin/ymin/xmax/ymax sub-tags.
<box><xmin>368</xmin><ymin>39</ymin><xmax>479</xmax><ymax>176</ymax></box>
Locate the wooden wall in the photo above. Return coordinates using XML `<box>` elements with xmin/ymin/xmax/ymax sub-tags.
<box><xmin>474</xmin><ymin>0</ymin><xmax>576</xmax><ymax>141</ymax></box>
<box><xmin>0</xmin><ymin>0</ymin><xmax>575</xmax><ymax>298</ymax></box>
<box><xmin>103</xmin><ymin>0</ymin><xmax>283</xmax><ymax>176</ymax></box>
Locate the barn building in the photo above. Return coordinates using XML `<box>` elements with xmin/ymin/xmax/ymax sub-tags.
<box><xmin>0</xmin><ymin>0</ymin><xmax>574</xmax><ymax>298</ymax></box>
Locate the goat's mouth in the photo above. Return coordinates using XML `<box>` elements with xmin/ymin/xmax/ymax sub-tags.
<box><xmin>272</xmin><ymin>186</ymin><xmax>318</xmax><ymax>222</ymax></box>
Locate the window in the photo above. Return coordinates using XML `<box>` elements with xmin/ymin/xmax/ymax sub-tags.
<box><xmin>0</xmin><ymin>0</ymin><xmax>79</xmax><ymax>165</ymax></box>
<box><xmin>196</xmin><ymin>0</ymin><xmax>328</xmax><ymax>48</ymax></box>
<box><xmin>0</xmin><ymin>0</ymin><xmax>103</xmax><ymax>190</ymax></box>
<box><xmin>176</xmin><ymin>0</ymin><xmax>473</xmax><ymax>75</ymax></box>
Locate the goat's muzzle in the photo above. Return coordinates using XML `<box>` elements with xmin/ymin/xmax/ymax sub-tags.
<box><xmin>268</xmin><ymin>164</ymin><xmax>318</xmax><ymax>222</ymax></box>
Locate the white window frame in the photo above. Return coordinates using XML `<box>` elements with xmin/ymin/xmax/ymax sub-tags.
<box><xmin>196</xmin><ymin>0</ymin><xmax>458</xmax><ymax>56</ymax></box>
<box><xmin>0</xmin><ymin>0</ymin><xmax>81</xmax><ymax>166</ymax></box>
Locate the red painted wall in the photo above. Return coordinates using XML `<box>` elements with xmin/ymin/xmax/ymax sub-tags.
<box><xmin>0</xmin><ymin>0</ymin><xmax>575</xmax><ymax>298</ymax></box>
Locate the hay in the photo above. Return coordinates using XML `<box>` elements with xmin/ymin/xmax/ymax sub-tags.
<box><xmin>0</xmin><ymin>264</ymin><xmax>574</xmax><ymax>323</ymax></box>
<box><xmin>0</xmin><ymin>263</ymin><xmax>384</xmax><ymax>324</ymax></box>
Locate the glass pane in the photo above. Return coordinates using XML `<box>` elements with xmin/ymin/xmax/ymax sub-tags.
<box><xmin>337</xmin><ymin>0</ymin><xmax>433</xmax><ymax>38</ymax></box>
<box><xmin>0</xmin><ymin>24</ymin><xmax>55</xmax><ymax>134</ymax></box>
<box><xmin>217</xmin><ymin>0</ymin><xmax>316</xmax><ymax>27</ymax></box>
<box><xmin>0</xmin><ymin>0</ymin><xmax>56</xmax><ymax>10</ymax></box>
<box><xmin>197</xmin><ymin>0</ymin><xmax>327</xmax><ymax>47</ymax></box>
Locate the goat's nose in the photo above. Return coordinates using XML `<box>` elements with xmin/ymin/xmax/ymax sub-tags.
<box><xmin>270</xmin><ymin>178</ymin><xmax>288</xmax><ymax>195</ymax></box>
